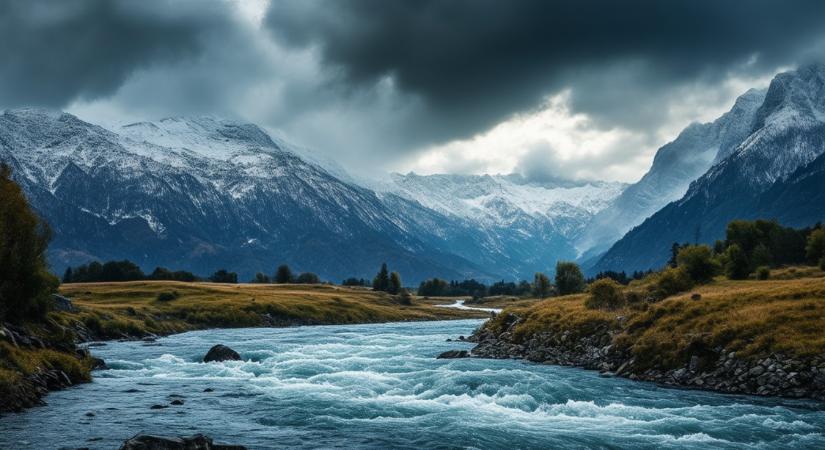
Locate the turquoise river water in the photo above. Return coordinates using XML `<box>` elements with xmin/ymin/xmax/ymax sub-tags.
<box><xmin>1</xmin><ymin>319</ymin><xmax>823</xmax><ymax>449</ymax></box>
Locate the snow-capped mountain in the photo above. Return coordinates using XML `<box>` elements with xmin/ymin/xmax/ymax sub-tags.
<box><xmin>374</xmin><ymin>173</ymin><xmax>626</xmax><ymax>279</ymax></box>
<box><xmin>0</xmin><ymin>109</ymin><xmax>497</xmax><ymax>283</ymax></box>
<box><xmin>592</xmin><ymin>63</ymin><xmax>825</xmax><ymax>273</ymax></box>
<box><xmin>576</xmin><ymin>87</ymin><xmax>766</xmax><ymax>262</ymax></box>
<box><xmin>0</xmin><ymin>109</ymin><xmax>622</xmax><ymax>282</ymax></box>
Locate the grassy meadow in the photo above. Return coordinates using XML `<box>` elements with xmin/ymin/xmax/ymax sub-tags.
<box><xmin>55</xmin><ymin>281</ymin><xmax>491</xmax><ymax>339</ymax></box>
<box><xmin>485</xmin><ymin>267</ymin><xmax>825</xmax><ymax>370</ymax></box>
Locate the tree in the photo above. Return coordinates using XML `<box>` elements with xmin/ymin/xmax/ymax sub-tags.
<box><xmin>533</xmin><ymin>272</ymin><xmax>551</xmax><ymax>299</ymax></box>
<box><xmin>750</xmin><ymin>243</ymin><xmax>772</xmax><ymax>270</ymax></box>
<box><xmin>62</xmin><ymin>267</ymin><xmax>73</xmax><ymax>283</ymax></box>
<box><xmin>724</xmin><ymin>244</ymin><xmax>750</xmax><ymax>280</ymax></box>
<box><xmin>676</xmin><ymin>245</ymin><xmax>719</xmax><ymax>284</ymax></box>
<box><xmin>274</xmin><ymin>264</ymin><xmax>293</xmax><ymax>284</ymax></box>
<box><xmin>0</xmin><ymin>164</ymin><xmax>59</xmax><ymax>321</ymax></box>
<box><xmin>209</xmin><ymin>269</ymin><xmax>237</xmax><ymax>283</ymax></box>
<box><xmin>667</xmin><ymin>243</ymin><xmax>683</xmax><ymax>268</ymax></box>
<box><xmin>388</xmin><ymin>271</ymin><xmax>402</xmax><ymax>294</ymax></box>
<box><xmin>555</xmin><ymin>261</ymin><xmax>585</xmax><ymax>295</ymax></box>
<box><xmin>295</xmin><ymin>272</ymin><xmax>320</xmax><ymax>284</ymax></box>
<box><xmin>417</xmin><ymin>278</ymin><xmax>449</xmax><ymax>296</ymax></box>
<box><xmin>806</xmin><ymin>229</ymin><xmax>825</xmax><ymax>264</ymax></box>
<box><xmin>253</xmin><ymin>272</ymin><xmax>271</xmax><ymax>283</ymax></box>
<box><xmin>653</xmin><ymin>267</ymin><xmax>693</xmax><ymax>299</ymax></box>
<box><xmin>373</xmin><ymin>263</ymin><xmax>390</xmax><ymax>292</ymax></box>
<box><xmin>585</xmin><ymin>278</ymin><xmax>625</xmax><ymax>310</ymax></box>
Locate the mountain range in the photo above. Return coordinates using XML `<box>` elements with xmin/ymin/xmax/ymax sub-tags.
<box><xmin>0</xmin><ymin>110</ymin><xmax>622</xmax><ymax>283</ymax></box>
<box><xmin>591</xmin><ymin>63</ymin><xmax>825</xmax><ymax>273</ymax></box>
<box><xmin>2</xmin><ymin>63</ymin><xmax>824</xmax><ymax>282</ymax></box>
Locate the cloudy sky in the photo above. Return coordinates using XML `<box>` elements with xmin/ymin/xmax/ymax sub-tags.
<box><xmin>2</xmin><ymin>0</ymin><xmax>824</xmax><ymax>182</ymax></box>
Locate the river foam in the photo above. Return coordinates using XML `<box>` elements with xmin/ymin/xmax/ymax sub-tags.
<box><xmin>1</xmin><ymin>320</ymin><xmax>823</xmax><ymax>449</ymax></box>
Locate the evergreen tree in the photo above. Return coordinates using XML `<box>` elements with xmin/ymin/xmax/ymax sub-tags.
<box><xmin>373</xmin><ymin>263</ymin><xmax>390</xmax><ymax>292</ymax></box>
<box><xmin>533</xmin><ymin>272</ymin><xmax>551</xmax><ymax>299</ymax></box>
<box><xmin>0</xmin><ymin>164</ymin><xmax>59</xmax><ymax>322</ymax></box>
<box><xmin>388</xmin><ymin>271</ymin><xmax>402</xmax><ymax>294</ymax></box>
<box><xmin>667</xmin><ymin>243</ymin><xmax>683</xmax><ymax>268</ymax></box>
<box><xmin>555</xmin><ymin>261</ymin><xmax>585</xmax><ymax>295</ymax></box>
<box><xmin>62</xmin><ymin>267</ymin><xmax>73</xmax><ymax>283</ymax></box>
<box><xmin>275</xmin><ymin>264</ymin><xmax>293</xmax><ymax>284</ymax></box>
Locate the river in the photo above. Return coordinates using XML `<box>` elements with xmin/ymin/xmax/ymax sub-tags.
<box><xmin>1</xmin><ymin>320</ymin><xmax>823</xmax><ymax>449</ymax></box>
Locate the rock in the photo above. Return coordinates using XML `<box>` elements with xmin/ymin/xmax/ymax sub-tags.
<box><xmin>119</xmin><ymin>433</ymin><xmax>248</xmax><ymax>450</ymax></box>
<box><xmin>203</xmin><ymin>388</ymin><xmax>214</xmax><ymax>393</ymax></box>
<box><xmin>203</xmin><ymin>345</ymin><xmax>241</xmax><ymax>363</ymax></box>
<box><xmin>437</xmin><ymin>350</ymin><xmax>470</xmax><ymax>359</ymax></box>
<box><xmin>150</xmin><ymin>404</ymin><xmax>168</xmax><ymax>410</ymax></box>
<box><xmin>85</xmin><ymin>411</ymin><xmax>95</xmax><ymax>417</ymax></box>
<box><xmin>51</xmin><ymin>294</ymin><xmax>78</xmax><ymax>312</ymax></box>
<box><xmin>170</xmin><ymin>399</ymin><xmax>184</xmax><ymax>406</ymax></box>
<box><xmin>91</xmin><ymin>357</ymin><xmax>108</xmax><ymax>370</ymax></box>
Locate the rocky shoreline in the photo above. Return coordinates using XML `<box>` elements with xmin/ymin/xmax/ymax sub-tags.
<box><xmin>468</xmin><ymin>312</ymin><xmax>825</xmax><ymax>401</ymax></box>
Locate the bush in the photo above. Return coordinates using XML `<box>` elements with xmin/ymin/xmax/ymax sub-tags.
<box><xmin>676</xmin><ymin>245</ymin><xmax>719</xmax><ymax>283</ymax></box>
<box><xmin>756</xmin><ymin>266</ymin><xmax>770</xmax><ymax>280</ymax></box>
<box><xmin>585</xmin><ymin>278</ymin><xmax>625</xmax><ymax>310</ymax></box>
<box><xmin>398</xmin><ymin>289</ymin><xmax>413</xmax><ymax>305</ymax></box>
<box><xmin>653</xmin><ymin>267</ymin><xmax>693</xmax><ymax>299</ymax></box>
<box><xmin>555</xmin><ymin>261</ymin><xmax>585</xmax><ymax>295</ymax></box>
<box><xmin>156</xmin><ymin>291</ymin><xmax>180</xmax><ymax>302</ymax></box>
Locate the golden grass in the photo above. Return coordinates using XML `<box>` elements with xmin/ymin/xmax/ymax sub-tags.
<box><xmin>57</xmin><ymin>281</ymin><xmax>489</xmax><ymax>338</ymax></box>
<box><xmin>492</xmin><ymin>268</ymin><xmax>825</xmax><ymax>370</ymax></box>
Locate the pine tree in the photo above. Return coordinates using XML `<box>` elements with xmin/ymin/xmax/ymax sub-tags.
<box><xmin>388</xmin><ymin>271</ymin><xmax>402</xmax><ymax>294</ymax></box>
<box><xmin>373</xmin><ymin>263</ymin><xmax>390</xmax><ymax>292</ymax></box>
<box><xmin>62</xmin><ymin>267</ymin><xmax>73</xmax><ymax>283</ymax></box>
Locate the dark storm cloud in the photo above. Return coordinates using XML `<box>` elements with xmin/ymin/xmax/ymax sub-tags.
<box><xmin>266</xmin><ymin>0</ymin><xmax>825</xmax><ymax>141</ymax></box>
<box><xmin>0</xmin><ymin>0</ymin><xmax>233</xmax><ymax>107</ymax></box>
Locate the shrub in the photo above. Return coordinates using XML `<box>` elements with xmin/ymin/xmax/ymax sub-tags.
<box><xmin>676</xmin><ymin>245</ymin><xmax>719</xmax><ymax>283</ymax></box>
<box><xmin>652</xmin><ymin>267</ymin><xmax>693</xmax><ymax>299</ymax></box>
<box><xmin>585</xmin><ymin>278</ymin><xmax>625</xmax><ymax>310</ymax></box>
<box><xmin>156</xmin><ymin>291</ymin><xmax>180</xmax><ymax>302</ymax></box>
<box><xmin>398</xmin><ymin>288</ymin><xmax>413</xmax><ymax>305</ymax></box>
<box><xmin>756</xmin><ymin>266</ymin><xmax>770</xmax><ymax>280</ymax></box>
<box><xmin>555</xmin><ymin>261</ymin><xmax>585</xmax><ymax>295</ymax></box>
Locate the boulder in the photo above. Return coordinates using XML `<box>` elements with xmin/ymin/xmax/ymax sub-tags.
<box><xmin>51</xmin><ymin>294</ymin><xmax>78</xmax><ymax>312</ymax></box>
<box><xmin>437</xmin><ymin>350</ymin><xmax>470</xmax><ymax>359</ymax></box>
<box><xmin>203</xmin><ymin>345</ymin><xmax>241</xmax><ymax>363</ymax></box>
<box><xmin>119</xmin><ymin>433</ymin><xmax>247</xmax><ymax>450</ymax></box>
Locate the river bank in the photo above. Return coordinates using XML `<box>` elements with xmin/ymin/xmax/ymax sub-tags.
<box><xmin>1</xmin><ymin>282</ymin><xmax>490</xmax><ymax>413</ymax></box>
<box><xmin>467</xmin><ymin>273</ymin><xmax>825</xmax><ymax>401</ymax></box>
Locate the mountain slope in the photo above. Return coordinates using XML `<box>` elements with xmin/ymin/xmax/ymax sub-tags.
<box><xmin>374</xmin><ymin>173</ymin><xmax>625</xmax><ymax>278</ymax></box>
<box><xmin>592</xmin><ymin>63</ymin><xmax>825</xmax><ymax>273</ymax></box>
<box><xmin>0</xmin><ymin>110</ymin><xmax>495</xmax><ymax>283</ymax></box>
<box><xmin>577</xmin><ymin>88</ymin><xmax>765</xmax><ymax>259</ymax></box>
